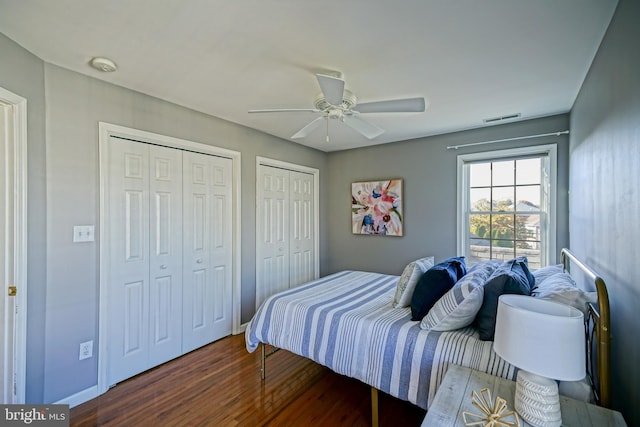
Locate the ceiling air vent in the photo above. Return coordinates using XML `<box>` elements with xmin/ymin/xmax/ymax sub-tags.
<box><xmin>483</xmin><ymin>113</ymin><xmax>521</xmax><ymax>124</ymax></box>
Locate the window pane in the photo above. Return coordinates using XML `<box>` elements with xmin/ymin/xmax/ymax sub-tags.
<box><xmin>516</xmin><ymin>214</ymin><xmax>540</xmax><ymax>241</ymax></box>
<box><xmin>469</xmin><ymin>238</ymin><xmax>490</xmax><ymax>264</ymax></box>
<box><xmin>516</xmin><ymin>158</ymin><xmax>541</xmax><ymax>185</ymax></box>
<box><xmin>517</xmin><ymin>247</ymin><xmax>541</xmax><ymax>270</ymax></box>
<box><xmin>492</xmin><ymin>187</ymin><xmax>514</xmax><ymax>211</ymax></box>
<box><xmin>469</xmin><ymin>214</ymin><xmax>491</xmax><ymax>239</ymax></box>
<box><xmin>516</xmin><ymin>185</ymin><xmax>540</xmax><ymax>211</ymax></box>
<box><xmin>491</xmin><ymin>214</ymin><xmax>515</xmax><ymax>243</ymax></box>
<box><xmin>492</xmin><ymin>240</ymin><xmax>515</xmax><ymax>261</ymax></box>
<box><xmin>470</xmin><ymin>188</ymin><xmax>491</xmax><ymax>212</ymax></box>
<box><xmin>492</xmin><ymin>160</ymin><xmax>514</xmax><ymax>186</ymax></box>
<box><xmin>470</xmin><ymin>162</ymin><xmax>491</xmax><ymax>187</ymax></box>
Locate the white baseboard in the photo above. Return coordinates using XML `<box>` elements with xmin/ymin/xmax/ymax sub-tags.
<box><xmin>236</xmin><ymin>322</ymin><xmax>248</xmax><ymax>334</ymax></box>
<box><xmin>54</xmin><ymin>385</ymin><xmax>99</xmax><ymax>408</ymax></box>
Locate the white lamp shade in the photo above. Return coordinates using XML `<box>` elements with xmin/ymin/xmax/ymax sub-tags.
<box><xmin>494</xmin><ymin>294</ymin><xmax>585</xmax><ymax>381</ymax></box>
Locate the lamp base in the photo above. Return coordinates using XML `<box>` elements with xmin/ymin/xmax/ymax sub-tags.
<box><xmin>514</xmin><ymin>370</ymin><xmax>562</xmax><ymax>427</ymax></box>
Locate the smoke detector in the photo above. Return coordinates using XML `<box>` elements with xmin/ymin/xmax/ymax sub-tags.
<box><xmin>90</xmin><ymin>57</ymin><xmax>117</xmax><ymax>72</ymax></box>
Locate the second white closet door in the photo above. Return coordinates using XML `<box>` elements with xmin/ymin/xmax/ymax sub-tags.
<box><xmin>289</xmin><ymin>170</ymin><xmax>315</xmax><ymax>288</ymax></box>
<box><xmin>256</xmin><ymin>165</ymin><xmax>315</xmax><ymax>308</ymax></box>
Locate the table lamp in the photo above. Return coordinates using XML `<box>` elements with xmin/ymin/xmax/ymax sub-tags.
<box><xmin>493</xmin><ymin>294</ymin><xmax>585</xmax><ymax>427</ymax></box>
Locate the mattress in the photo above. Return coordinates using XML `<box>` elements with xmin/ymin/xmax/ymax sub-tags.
<box><xmin>245</xmin><ymin>270</ymin><xmax>516</xmax><ymax>409</ymax></box>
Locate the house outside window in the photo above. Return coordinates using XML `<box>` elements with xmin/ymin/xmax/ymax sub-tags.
<box><xmin>457</xmin><ymin>144</ymin><xmax>557</xmax><ymax>269</ymax></box>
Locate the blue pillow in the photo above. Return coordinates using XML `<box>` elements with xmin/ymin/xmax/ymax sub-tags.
<box><xmin>410</xmin><ymin>256</ymin><xmax>466</xmax><ymax>321</ymax></box>
<box><xmin>475</xmin><ymin>257</ymin><xmax>535</xmax><ymax>341</ymax></box>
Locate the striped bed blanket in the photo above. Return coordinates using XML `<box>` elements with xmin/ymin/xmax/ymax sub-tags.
<box><xmin>245</xmin><ymin>270</ymin><xmax>516</xmax><ymax>409</ymax></box>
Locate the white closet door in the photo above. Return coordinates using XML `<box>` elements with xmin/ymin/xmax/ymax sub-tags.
<box><xmin>182</xmin><ymin>152</ymin><xmax>233</xmax><ymax>352</ymax></box>
<box><xmin>289</xmin><ymin>170</ymin><xmax>315</xmax><ymax>287</ymax></box>
<box><xmin>148</xmin><ymin>146</ymin><xmax>183</xmax><ymax>366</ymax></box>
<box><xmin>256</xmin><ymin>165</ymin><xmax>290</xmax><ymax>309</ymax></box>
<box><xmin>107</xmin><ymin>139</ymin><xmax>183</xmax><ymax>384</ymax></box>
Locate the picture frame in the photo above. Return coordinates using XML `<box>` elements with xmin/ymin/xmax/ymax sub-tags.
<box><xmin>351</xmin><ymin>179</ymin><xmax>403</xmax><ymax>236</ymax></box>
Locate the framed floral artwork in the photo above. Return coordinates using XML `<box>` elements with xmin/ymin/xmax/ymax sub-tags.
<box><xmin>351</xmin><ymin>179</ymin><xmax>403</xmax><ymax>236</ymax></box>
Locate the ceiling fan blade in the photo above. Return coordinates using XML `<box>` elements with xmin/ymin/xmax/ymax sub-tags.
<box><xmin>316</xmin><ymin>74</ymin><xmax>345</xmax><ymax>106</ymax></box>
<box><xmin>291</xmin><ymin>116</ymin><xmax>325</xmax><ymax>139</ymax></box>
<box><xmin>343</xmin><ymin>115</ymin><xmax>384</xmax><ymax>139</ymax></box>
<box><xmin>248</xmin><ymin>108</ymin><xmax>320</xmax><ymax>113</ymax></box>
<box><xmin>355</xmin><ymin>97</ymin><xmax>426</xmax><ymax>113</ymax></box>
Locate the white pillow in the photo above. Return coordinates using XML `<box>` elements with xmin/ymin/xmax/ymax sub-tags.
<box><xmin>420</xmin><ymin>261</ymin><xmax>498</xmax><ymax>331</ymax></box>
<box><xmin>531</xmin><ymin>272</ymin><xmax>597</xmax><ymax>316</ymax></box>
<box><xmin>392</xmin><ymin>256</ymin><xmax>434</xmax><ymax>308</ymax></box>
<box><xmin>532</xmin><ymin>263</ymin><xmax>563</xmax><ymax>285</ymax></box>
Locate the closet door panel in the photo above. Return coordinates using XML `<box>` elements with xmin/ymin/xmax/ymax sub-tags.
<box><xmin>148</xmin><ymin>146</ymin><xmax>183</xmax><ymax>366</ymax></box>
<box><xmin>256</xmin><ymin>166</ymin><xmax>290</xmax><ymax>308</ymax></box>
<box><xmin>209</xmin><ymin>157</ymin><xmax>233</xmax><ymax>339</ymax></box>
<box><xmin>289</xmin><ymin>171</ymin><xmax>315</xmax><ymax>288</ymax></box>
<box><xmin>107</xmin><ymin>139</ymin><xmax>151</xmax><ymax>384</ymax></box>
<box><xmin>183</xmin><ymin>153</ymin><xmax>211</xmax><ymax>351</ymax></box>
<box><xmin>182</xmin><ymin>153</ymin><xmax>233</xmax><ymax>352</ymax></box>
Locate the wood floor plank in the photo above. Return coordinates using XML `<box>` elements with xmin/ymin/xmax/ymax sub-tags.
<box><xmin>70</xmin><ymin>334</ymin><xmax>425</xmax><ymax>426</ymax></box>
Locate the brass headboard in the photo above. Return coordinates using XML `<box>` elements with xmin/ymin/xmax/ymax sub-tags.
<box><xmin>561</xmin><ymin>248</ymin><xmax>611</xmax><ymax>408</ymax></box>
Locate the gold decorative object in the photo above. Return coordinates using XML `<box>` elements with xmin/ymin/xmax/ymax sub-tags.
<box><xmin>462</xmin><ymin>388</ymin><xmax>520</xmax><ymax>427</ymax></box>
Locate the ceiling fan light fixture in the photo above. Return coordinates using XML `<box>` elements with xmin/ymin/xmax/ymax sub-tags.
<box><xmin>314</xmin><ymin>89</ymin><xmax>357</xmax><ymax>111</ymax></box>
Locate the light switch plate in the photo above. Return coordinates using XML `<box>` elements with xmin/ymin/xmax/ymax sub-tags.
<box><xmin>73</xmin><ymin>225</ymin><xmax>95</xmax><ymax>242</ymax></box>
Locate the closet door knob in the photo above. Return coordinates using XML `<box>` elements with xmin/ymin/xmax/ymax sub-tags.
<box><xmin>196</xmin><ymin>258</ymin><xmax>203</xmax><ymax>264</ymax></box>
<box><xmin>160</xmin><ymin>264</ymin><xmax>167</xmax><ymax>269</ymax></box>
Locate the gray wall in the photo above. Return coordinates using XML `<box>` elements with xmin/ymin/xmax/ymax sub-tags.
<box><xmin>569</xmin><ymin>0</ymin><xmax>638</xmax><ymax>425</ymax></box>
<box><xmin>327</xmin><ymin>115</ymin><xmax>570</xmax><ymax>275</ymax></box>
<box><xmin>0</xmin><ymin>32</ymin><xmax>47</xmax><ymax>404</ymax></box>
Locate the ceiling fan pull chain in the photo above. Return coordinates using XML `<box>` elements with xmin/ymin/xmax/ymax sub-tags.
<box><xmin>326</xmin><ymin>116</ymin><xmax>330</xmax><ymax>142</ymax></box>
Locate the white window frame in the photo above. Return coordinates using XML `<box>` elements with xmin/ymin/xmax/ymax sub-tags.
<box><xmin>456</xmin><ymin>144</ymin><xmax>557</xmax><ymax>267</ymax></box>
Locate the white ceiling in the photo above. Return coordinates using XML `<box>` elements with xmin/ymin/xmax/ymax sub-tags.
<box><xmin>0</xmin><ymin>0</ymin><xmax>617</xmax><ymax>152</ymax></box>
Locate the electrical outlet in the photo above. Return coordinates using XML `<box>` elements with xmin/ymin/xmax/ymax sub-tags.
<box><xmin>79</xmin><ymin>340</ymin><xmax>93</xmax><ymax>360</ymax></box>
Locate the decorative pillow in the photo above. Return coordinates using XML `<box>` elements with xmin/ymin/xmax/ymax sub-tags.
<box><xmin>475</xmin><ymin>257</ymin><xmax>535</xmax><ymax>341</ymax></box>
<box><xmin>410</xmin><ymin>256</ymin><xmax>466</xmax><ymax>321</ymax></box>
<box><xmin>392</xmin><ymin>256</ymin><xmax>435</xmax><ymax>308</ymax></box>
<box><xmin>531</xmin><ymin>272</ymin><xmax>597</xmax><ymax>317</ymax></box>
<box><xmin>532</xmin><ymin>263</ymin><xmax>564</xmax><ymax>284</ymax></box>
<box><xmin>420</xmin><ymin>260</ymin><xmax>498</xmax><ymax>331</ymax></box>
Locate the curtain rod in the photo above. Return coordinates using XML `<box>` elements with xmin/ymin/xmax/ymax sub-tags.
<box><xmin>446</xmin><ymin>130</ymin><xmax>569</xmax><ymax>150</ymax></box>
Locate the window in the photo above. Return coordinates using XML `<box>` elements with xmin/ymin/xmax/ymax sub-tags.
<box><xmin>457</xmin><ymin>145</ymin><xmax>556</xmax><ymax>269</ymax></box>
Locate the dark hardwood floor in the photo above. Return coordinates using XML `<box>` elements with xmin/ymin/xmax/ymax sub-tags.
<box><xmin>70</xmin><ymin>333</ymin><xmax>425</xmax><ymax>426</ymax></box>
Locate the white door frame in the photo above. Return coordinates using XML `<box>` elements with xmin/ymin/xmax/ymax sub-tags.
<box><xmin>0</xmin><ymin>86</ymin><xmax>28</xmax><ymax>404</ymax></box>
<box><xmin>98</xmin><ymin>122</ymin><xmax>241</xmax><ymax>395</ymax></box>
<box><xmin>255</xmin><ymin>157</ymin><xmax>319</xmax><ymax>305</ymax></box>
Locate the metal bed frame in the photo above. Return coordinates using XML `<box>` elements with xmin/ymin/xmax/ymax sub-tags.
<box><xmin>561</xmin><ymin>247</ymin><xmax>611</xmax><ymax>408</ymax></box>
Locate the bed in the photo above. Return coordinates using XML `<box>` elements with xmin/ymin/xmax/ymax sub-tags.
<box><xmin>245</xmin><ymin>248</ymin><xmax>611</xmax><ymax>424</ymax></box>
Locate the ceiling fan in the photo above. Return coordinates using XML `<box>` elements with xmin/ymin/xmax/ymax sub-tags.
<box><xmin>248</xmin><ymin>72</ymin><xmax>426</xmax><ymax>142</ymax></box>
